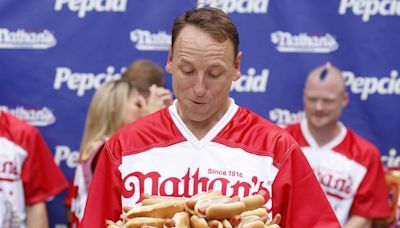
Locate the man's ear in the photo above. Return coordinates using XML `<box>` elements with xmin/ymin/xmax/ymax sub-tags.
<box><xmin>165</xmin><ymin>45</ymin><xmax>173</xmax><ymax>74</ymax></box>
<box><xmin>233</xmin><ymin>51</ymin><xmax>242</xmax><ymax>81</ymax></box>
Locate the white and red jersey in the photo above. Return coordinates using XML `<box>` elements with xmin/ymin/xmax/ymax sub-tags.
<box><xmin>0</xmin><ymin>111</ymin><xmax>68</xmax><ymax>227</ymax></box>
<box><xmin>286</xmin><ymin>119</ymin><xmax>391</xmax><ymax>225</ymax></box>
<box><xmin>81</xmin><ymin>100</ymin><xmax>340</xmax><ymax>228</ymax></box>
<box><xmin>65</xmin><ymin>140</ymin><xmax>106</xmax><ymax>228</ymax></box>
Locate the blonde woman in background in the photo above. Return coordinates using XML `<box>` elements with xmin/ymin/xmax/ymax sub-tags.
<box><xmin>65</xmin><ymin>76</ymin><xmax>172</xmax><ymax>228</ymax></box>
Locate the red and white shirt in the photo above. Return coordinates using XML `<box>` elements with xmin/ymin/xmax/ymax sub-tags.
<box><xmin>0</xmin><ymin>111</ymin><xmax>68</xmax><ymax>227</ymax></box>
<box><xmin>286</xmin><ymin>119</ymin><xmax>391</xmax><ymax>225</ymax></box>
<box><xmin>81</xmin><ymin>100</ymin><xmax>340</xmax><ymax>228</ymax></box>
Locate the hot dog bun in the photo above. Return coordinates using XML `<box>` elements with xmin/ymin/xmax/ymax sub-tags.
<box><xmin>190</xmin><ymin>215</ymin><xmax>208</xmax><ymax>228</ymax></box>
<box><xmin>125</xmin><ymin>217</ymin><xmax>167</xmax><ymax>228</ymax></box>
<box><xmin>240</xmin><ymin>194</ymin><xmax>265</xmax><ymax>211</ymax></box>
<box><xmin>126</xmin><ymin>201</ymin><xmax>185</xmax><ymax>219</ymax></box>
<box><xmin>172</xmin><ymin>212</ymin><xmax>190</xmax><ymax>228</ymax></box>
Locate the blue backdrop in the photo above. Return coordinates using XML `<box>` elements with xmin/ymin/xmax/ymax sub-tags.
<box><xmin>1</xmin><ymin>0</ymin><xmax>399</xmax><ymax>227</ymax></box>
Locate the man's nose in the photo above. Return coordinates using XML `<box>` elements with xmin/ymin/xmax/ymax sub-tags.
<box><xmin>193</xmin><ymin>75</ymin><xmax>207</xmax><ymax>97</ymax></box>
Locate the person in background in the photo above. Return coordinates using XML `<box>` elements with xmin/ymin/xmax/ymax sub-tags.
<box><xmin>286</xmin><ymin>62</ymin><xmax>391</xmax><ymax>227</ymax></box>
<box><xmin>0</xmin><ymin>111</ymin><xmax>68</xmax><ymax>228</ymax></box>
<box><xmin>122</xmin><ymin>59</ymin><xmax>165</xmax><ymax>88</ymax></box>
<box><xmin>65</xmin><ymin>78</ymin><xmax>172</xmax><ymax>227</ymax></box>
<box><xmin>81</xmin><ymin>7</ymin><xmax>340</xmax><ymax>227</ymax></box>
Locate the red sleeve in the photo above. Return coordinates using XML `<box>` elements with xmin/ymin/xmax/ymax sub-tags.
<box><xmin>21</xmin><ymin>128</ymin><xmax>68</xmax><ymax>205</ymax></box>
<box><xmin>350</xmin><ymin>146</ymin><xmax>391</xmax><ymax>218</ymax></box>
<box><xmin>272</xmin><ymin>146</ymin><xmax>340</xmax><ymax>228</ymax></box>
<box><xmin>80</xmin><ymin>143</ymin><xmax>122</xmax><ymax>227</ymax></box>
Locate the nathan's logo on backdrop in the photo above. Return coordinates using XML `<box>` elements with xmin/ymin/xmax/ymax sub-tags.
<box><xmin>53</xmin><ymin>66</ymin><xmax>124</xmax><ymax>96</ymax></box>
<box><xmin>231</xmin><ymin>68</ymin><xmax>269</xmax><ymax>93</ymax></box>
<box><xmin>343</xmin><ymin>70</ymin><xmax>400</xmax><ymax>100</ymax></box>
<box><xmin>382</xmin><ymin>148</ymin><xmax>400</xmax><ymax>169</ymax></box>
<box><xmin>54</xmin><ymin>0</ymin><xmax>127</xmax><ymax>18</ymax></box>
<box><xmin>270</xmin><ymin>31</ymin><xmax>338</xmax><ymax>53</ymax></box>
<box><xmin>0</xmin><ymin>28</ymin><xmax>56</xmax><ymax>49</ymax></box>
<box><xmin>339</xmin><ymin>0</ymin><xmax>400</xmax><ymax>22</ymax></box>
<box><xmin>0</xmin><ymin>106</ymin><xmax>56</xmax><ymax>127</ymax></box>
<box><xmin>54</xmin><ymin>145</ymin><xmax>79</xmax><ymax>168</ymax></box>
<box><xmin>130</xmin><ymin>29</ymin><xmax>171</xmax><ymax>51</ymax></box>
<box><xmin>269</xmin><ymin>108</ymin><xmax>304</xmax><ymax>128</ymax></box>
<box><xmin>197</xmin><ymin>0</ymin><xmax>269</xmax><ymax>14</ymax></box>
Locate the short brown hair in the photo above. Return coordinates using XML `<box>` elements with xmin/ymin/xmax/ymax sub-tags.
<box><xmin>122</xmin><ymin>60</ymin><xmax>165</xmax><ymax>89</ymax></box>
<box><xmin>171</xmin><ymin>7</ymin><xmax>240</xmax><ymax>58</ymax></box>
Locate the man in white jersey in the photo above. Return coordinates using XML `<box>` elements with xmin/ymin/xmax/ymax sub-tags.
<box><xmin>0</xmin><ymin>111</ymin><xmax>68</xmax><ymax>228</ymax></box>
<box><xmin>81</xmin><ymin>7</ymin><xmax>340</xmax><ymax>227</ymax></box>
<box><xmin>286</xmin><ymin>63</ymin><xmax>391</xmax><ymax>227</ymax></box>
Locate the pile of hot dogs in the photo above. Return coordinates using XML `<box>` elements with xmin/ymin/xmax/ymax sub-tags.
<box><xmin>106</xmin><ymin>190</ymin><xmax>281</xmax><ymax>228</ymax></box>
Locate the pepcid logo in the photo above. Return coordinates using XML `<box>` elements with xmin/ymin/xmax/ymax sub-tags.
<box><xmin>0</xmin><ymin>28</ymin><xmax>56</xmax><ymax>49</ymax></box>
<box><xmin>54</xmin><ymin>0</ymin><xmax>128</xmax><ymax>18</ymax></box>
<box><xmin>271</xmin><ymin>31</ymin><xmax>338</xmax><ymax>53</ymax></box>
<box><xmin>231</xmin><ymin>68</ymin><xmax>269</xmax><ymax>93</ymax></box>
<box><xmin>269</xmin><ymin>108</ymin><xmax>304</xmax><ymax>128</ymax></box>
<box><xmin>53</xmin><ymin>66</ymin><xmax>124</xmax><ymax>96</ymax></box>
<box><xmin>130</xmin><ymin>29</ymin><xmax>171</xmax><ymax>51</ymax></box>
<box><xmin>54</xmin><ymin>145</ymin><xmax>79</xmax><ymax>168</ymax></box>
<box><xmin>343</xmin><ymin>70</ymin><xmax>400</xmax><ymax>100</ymax></box>
<box><xmin>0</xmin><ymin>106</ymin><xmax>56</xmax><ymax>127</ymax></box>
<box><xmin>198</xmin><ymin>0</ymin><xmax>269</xmax><ymax>14</ymax></box>
<box><xmin>382</xmin><ymin>148</ymin><xmax>400</xmax><ymax>169</ymax></box>
<box><xmin>339</xmin><ymin>0</ymin><xmax>400</xmax><ymax>22</ymax></box>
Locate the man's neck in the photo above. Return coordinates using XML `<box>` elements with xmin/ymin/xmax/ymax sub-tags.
<box><xmin>308</xmin><ymin>122</ymin><xmax>341</xmax><ymax>147</ymax></box>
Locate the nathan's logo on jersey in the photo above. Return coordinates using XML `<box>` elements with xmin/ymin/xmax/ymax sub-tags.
<box><xmin>382</xmin><ymin>148</ymin><xmax>400</xmax><ymax>169</ymax></box>
<box><xmin>53</xmin><ymin>66</ymin><xmax>124</xmax><ymax>96</ymax></box>
<box><xmin>231</xmin><ymin>68</ymin><xmax>269</xmax><ymax>93</ymax></box>
<box><xmin>122</xmin><ymin>168</ymin><xmax>270</xmax><ymax>205</ymax></box>
<box><xmin>268</xmin><ymin>108</ymin><xmax>304</xmax><ymax>128</ymax></box>
<box><xmin>0</xmin><ymin>160</ymin><xmax>19</xmax><ymax>181</ymax></box>
<box><xmin>130</xmin><ymin>29</ymin><xmax>171</xmax><ymax>51</ymax></box>
<box><xmin>0</xmin><ymin>106</ymin><xmax>56</xmax><ymax>127</ymax></box>
<box><xmin>54</xmin><ymin>145</ymin><xmax>79</xmax><ymax>168</ymax></box>
<box><xmin>0</xmin><ymin>28</ymin><xmax>56</xmax><ymax>49</ymax></box>
<box><xmin>343</xmin><ymin>70</ymin><xmax>400</xmax><ymax>100</ymax></box>
<box><xmin>197</xmin><ymin>0</ymin><xmax>269</xmax><ymax>14</ymax></box>
<box><xmin>339</xmin><ymin>0</ymin><xmax>400</xmax><ymax>22</ymax></box>
<box><xmin>314</xmin><ymin>167</ymin><xmax>354</xmax><ymax>199</ymax></box>
<box><xmin>270</xmin><ymin>31</ymin><xmax>338</xmax><ymax>53</ymax></box>
<box><xmin>54</xmin><ymin>0</ymin><xmax>127</xmax><ymax>18</ymax></box>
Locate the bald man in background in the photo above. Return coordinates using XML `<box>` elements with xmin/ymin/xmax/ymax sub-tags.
<box><xmin>286</xmin><ymin>63</ymin><xmax>390</xmax><ymax>227</ymax></box>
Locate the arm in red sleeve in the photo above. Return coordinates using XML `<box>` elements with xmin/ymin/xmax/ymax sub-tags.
<box><xmin>272</xmin><ymin>146</ymin><xmax>340</xmax><ymax>228</ymax></box>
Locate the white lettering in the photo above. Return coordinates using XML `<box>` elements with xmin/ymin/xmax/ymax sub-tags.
<box><xmin>231</xmin><ymin>68</ymin><xmax>269</xmax><ymax>93</ymax></box>
<box><xmin>198</xmin><ymin>0</ymin><xmax>269</xmax><ymax>14</ymax></box>
<box><xmin>54</xmin><ymin>0</ymin><xmax>128</xmax><ymax>18</ymax></box>
<box><xmin>338</xmin><ymin>0</ymin><xmax>400</xmax><ymax>22</ymax></box>
<box><xmin>54</xmin><ymin>145</ymin><xmax>79</xmax><ymax>168</ymax></box>
<box><xmin>53</xmin><ymin>66</ymin><xmax>124</xmax><ymax>96</ymax></box>
<box><xmin>343</xmin><ymin>70</ymin><xmax>400</xmax><ymax>100</ymax></box>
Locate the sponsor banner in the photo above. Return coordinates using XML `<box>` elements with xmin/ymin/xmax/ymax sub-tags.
<box><xmin>382</xmin><ymin>148</ymin><xmax>400</xmax><ymax>169</ymax></box>
<box><xmin>0</xmin><ymin>28</ymin><xmax>56</xmax><ymax>49</ymax></box>
<box><xmin>198</xmin><ymin>0</ymin><xmax>269</xmax><ymax>14</ymax></box>
<box><xmin>54</xmin><ymin>145</ymin><xmax>79</xmax><ymax>169</ymax></box>
<box><xmin>343</xmin><ymin>70</ymin><xmax>400</xmax><ymax>100</ymax></box>
<box><xmin>231</xmin><ymin>68</ymin><xmax>269</xmax><ymax>93</ymax></box>
<box><xmin>0</xmin><ymin>106</ymin><xmax>56</xmax><ymax>127</ymax></box>
<box><xmin>338</xmin><ymin>0</ymin><xmax>400</xmax><ymax>22</ymax></box>
<box><xmin>271</xmin><ymin>31</ymin><xmax>338</xmax><ymax>53</ymax></box>
<box><xmin>54</xmin><ymin>0</ymin><xmax>128</xmax><ymax>18</ymax></box>
<box><xmin>268</xmin><ymin>108</ymin><xmax>304</xmax><ymax>128</ymax></box>
<box><xmin>130</xmin><ymin>29</ymin><xmax>171</xmax><ymax>51</ymax></box>
<box><xmin>53</xmin><ymin>66</ymin><xmax>124</xmax><ymax>97</ymax></box>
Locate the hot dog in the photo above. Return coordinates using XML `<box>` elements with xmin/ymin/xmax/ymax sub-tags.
<box><xmin>126</xmin><ymin>201</ymin><xmax>185</xmax><ymax>219</ymax></box>
<box><xmin>194</xmin><ymin>195</ymin><xmax>246</xmax><ymax>220</ymax></box>
<box><xmin>125</xmin><ymin>217</ymin><xmax>167</xmax><ymax>228</ymax></box>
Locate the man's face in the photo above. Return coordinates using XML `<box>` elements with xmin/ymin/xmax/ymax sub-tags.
<box><xmin>166</xmin><ymin>25</ymin><xmax>241</xmax><ymax>125</ymax></box>
<box><xmin>303</xmin><ymin>74</ymin><xmax>348</xmax><ymax>130</ymax></box>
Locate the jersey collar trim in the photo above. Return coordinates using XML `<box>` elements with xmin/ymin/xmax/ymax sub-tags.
<box><xmin>300</xmin><ymin>118</ymin><xmax>347</xmax><ymax>150</ymax></box>
<box><xmin>168</xmin><ymin>98</ymin><xmax>239</xmax><ymax>149</ymax></box>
